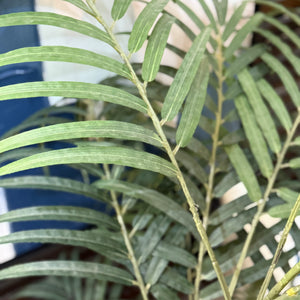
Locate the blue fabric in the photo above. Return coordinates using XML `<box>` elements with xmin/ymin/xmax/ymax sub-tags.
<box><xmin>0</xmin><ymin>1</ymin><xmax>105</xmax><ymax>257</ymax></box>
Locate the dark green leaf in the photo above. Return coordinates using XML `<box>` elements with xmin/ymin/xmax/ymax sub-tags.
<box><xmin>161</xmin><ymin>27</ymin><xmax>211</xmax><ymax>121</ymax></box>
<box><xmin>234</xmin><ymin>94</ymin><xmax>274</xmax><ymax>178</ymax></box>
<box><xmin>0</xmin><ymin>147</ymin><xmax>177</xmax><ymax>178</ymax></box>
<box><xmin>238</xmin><ymin>69</ymin><xmax>281</xmax><ymax>154</ymax></box>
<box><xmin>151</xmin><ymin>283</ymin><xmax>180</xmax><ymax>300</ymax></box>
<box><xmin>142</xmin><ymin>14</ymin><xmax>175</xmax><ymax>82</ymax></box>
<box><xmin>0</xmin><ymin>121</ymin><xmax>162</xmax><ymax>153</ymax></box>
<box><xmin>111</xmin><ymin>0</ymin><xmax>132</xmax><ymax>21</ymax></box>
<box><xmin>0</xmin><ymin>46</ymin><xmax>130</xmax><ymax>79</ymax></box>
<box><xmin>0</xmin><ymin>261</ymin><xmax>133</xmax><ymax>286</ymax></box>
<box><xmin>0</xmin><ymin>204</ymin><xmax>118</xmax><ymax>229</ymax></box>
<box><xmin>0</xmin><ymin>12</ymin><xmax>112</xmax><ymax>46</ymax></box>
<box><xmin>225</xmin><ymin>144</ymin><xmax>262</xmax><ymax>202</ymax></box>
<box><xmin>0</xmin><ymin>82</ymin><xmax>147</xmax><ymax>113</ymax></box>
<box><xmin>128</xmin><ymin>0</ymin><xmax>169</xmax><ymax>53</ymax></box>
<box><xmin>176</xmin><ymin>58</ymin><xmax>209</xmax><ymax>147</ymax></box>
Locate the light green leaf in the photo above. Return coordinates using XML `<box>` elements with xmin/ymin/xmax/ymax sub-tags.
<box><xmin>212</xmin><ymin>0</ymin><xmax>228</xmax><ymax>25</ymax></box>
<box><xmin>238</xmin><ymin>69</ymin><xmax>281</xmax><ymax>154</ymax></box>
<box><xmin>142</xmin><ymin>14</ymin><xmax>175</xmax><ymax>82</ymax></box>
<box><xmin>0</xmin><ymin>261</ymin><xmax>133</xmax><ymax>286</ymax></box>
<box><xmin>94</xmin><ymin>180</ymin><xmax>198</xmax><ymax>238</ymax></box>
<box><xmin>0</xmin><ymin>82</ymin><xmax>147</xmax><ymax>113</ymax></box>
<box><xmin>225</xmin><ymin>144</ymin><xmax>262</xmax><ymax>202</ymax></box>
<box><xmin>151</xmin><ymin>283</ymin><xmax>180</xmax><ymax>300</ymax></box>
<box><xmin>0</xmin><ymin>121</ymin><xmax>162</xmax><ymax>153</ymax></box>
<box><xmin>153</xmin><ymin>241</ymin><xmax>197</xmax><ymax>268</ymax></box>
<box><xmin>223</xmin><ymin>1</ymin><xmax>247</xmax><ymax>41</ymax></box>
<box><xmin>160</xmin><ymin>268</ymin><xmax>193</xmax><ymax>294</ymax></box>
<box><xmin>264</xmin><ymin>15</ymin><xmax>300</xmax><ymax>49</ymax></box>
<box><xmin>234</xmin><ymin>94</ymin><xmax>274</xmax><ymax>178</ymax></box>
<box><xmin>0</xmin><ymin>147</ymin><xmax>177</xmax><ymax>178</ymax></box>
<box><xmin>268</xmin><ymin>204</ymin><xmax>296</xmax><ymax>219</ymax></box>
<box><xmin>257</xmin><ymin>79</ymin><xmax>292</xmax><ymax>131</ymax></box>
<box><xmin>0</xmin><ymin>176</ymin><xmax>109</xmax><ymax>203</ymax></box>
<box><xmin>0</xmin><ymin>46</ymin><xmax>130</xmax><ymax>79</ymax></box>
<box><xmin>225</xmin><ymin>44</ymin><xmax>267</xmax><ymax>77</ymax></box>
<box><xmin>161</xmin><ymin>27</ymin><xmax>211</xmax><ymax>121</ymax></box>
<box><xmin>261</xmin><ymin>53</ymin><xmax>300</xmax><ymax>108</ymax></box>
<box><xmin>0</xmin><ymin>229</ymin><xmax>126</xmax><ymax>259</ymax></box>
<box><xmin>111</xmin><ymin>0</ymin><xmax>132</xmax><ymax>21</ymax></box>
<box><xmin>289</xmin><ymin>158</ymin><xmax>300</xmax><ymax>169</ymax></box>
<box><xmin>0</xmin><ymin>205</ymin><xmax>118</xmax><ymax>230</ymax></box>
<box><xmin>128</xmin><ymin>0</ymin><xmax>169</xmax><ymax>53</ymax></box>
<box><xmin>176</xmin><ymin>58</ymin><xmax>209</xmax><ymax>148</ymax></box>
<box><xmin>0</xmin><ymin>12</ymin><xmax>112</xmax><ymax>46</ymax></box>
<box><xmin>256</xmin><ymin>28</ymin><xmax>300</xmax><ymax>75</ymax></box>
<box><xmin>292</xmin><ymin>137</ymin><xmax>300</xmax><ymax>146</ymax></box>
<box><xmin>145</xmin><ymin>257</ymin><xmax>168</xmax><ymax>287</ymax></box>
<box><xmin>224</xmin><ymin>13</ymin><xmax>264</xmax><ymax>59</ymax></box>
<box><xmin>277</xmin><ymin>188</ymin><xmax>299</xmax><ymax>204</ymax></box>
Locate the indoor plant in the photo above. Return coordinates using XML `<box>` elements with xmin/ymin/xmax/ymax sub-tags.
<box><xmin>0</xmin><ymin>0</ymin><xmax>299</xmax><ymax>299</ymax></box>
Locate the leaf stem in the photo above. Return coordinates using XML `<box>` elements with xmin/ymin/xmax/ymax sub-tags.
<box><xmin>228</xmin><ymin>111</ymin><xmax>300</xmax><ymax>296</ymax></box>
<box><xmin>258</xmin><ymin>194</ymin><xmax>300</xmax><ymax>299</ymax></box>
<box><xmin>194</xmin><ymin>29</ymin><xmax>225</xmax><ymax>300</ymax></box>
<box><xmin>86</xmin><ymin>3</ymin><xmax>230</xmax><ymax>299</ymax></box>
<box><xmin>103</xmin><ymin>164</ymin><xmax>149</xmax><ymax>300</ymax></box>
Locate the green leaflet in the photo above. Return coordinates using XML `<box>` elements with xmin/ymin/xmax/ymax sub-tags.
<box><xmin>238</xmin><ymin>69</ymin><xmax>281</xmax><ymax>154</ymax></box>
<box><xmin>111</xmin><ymin>0</ymin><xmax>132</xmax><ymax>21</ymax></box>
<box><xmin>62</xmin><ymin>0</ymin><xmax>93</xmax><ymax>15</ymax></box>
<box><xmin>128</xmin><ymin>0</ymin><xmax>169</xmax><ymax>53</ymax></box>
<box><xmin>153</xmin><ymin>241</ymin><xmax>197</xmax><ymax>268</ymax></box>
<box><xmin>160</xmin><ymin>268</ymin><xmax>193</xmax><ymax>294</ymax></box>
<box><xmin>261</xmin><ymin>53</ymin><xmax>300</xmax><ymax>108</ymax></box>
<box><xmin>0</xmin><ymin>176</ymin><xmax>109</xmax><ymax>203</ymax></box>
<box><xmin>0</xmin><ymin>46</ymin><xmax>131</xmax><ymax>79</ymax></box>
<box><xmin>225</xmin><ymin>144</ymin><xmax>262</xmax><ymax>202</ymax></box>
<box><xmin>176</xmin><ymin>58</ymin><xmax>209</xmax><ymax>148</ymax></box>
<box><xmin>234</xmin><ymin>94</ymin><xmax>274</xmax><ymax>178</ymax></box>
<box><xmin>0</xmin><ymin>147</ymin><xmax>177</xmax><ymax>178</ymax></box>
<box><xmin>264</xmin><ymin>15</ymin><xmax>300</xmax><ymax>49</ymax></box>
<box><xmin>292</xmin><ymin>137</ymin><xmax>300</xmax><ymax>146</ymax></box>
<box><xmin>0</xmin><ymin>82</ymin><xmax>147</xmax><ymax>113</ymax></box>
<box><xmin>151</xmin><ymin>284</ymin><xmax>181</xmax><ymax>300</ymax></box>
<box><xmin>142</xmin><ymin>14</ymin><xmax>175</xmax><ymax>82</ymax></box>
<box><xmin>256</xmin><ymin>28</ymin><xmax>300</xmax><ymax>75</ymax></box>
<box><xmin>224</xmin><ymin>13</ymin><xmax>264</xmax><ymax>59</ymax></box>
<box><xmin>0</xmin><ymin>12</ymin><xmax>112</xmax><ymax>46</ymax></box>
<box><xmin>269</xmin><ymin>204</ymin><xmax>298</xmax><ymax>219</ymax></box>
<box><xmin>225</xmin><ymin>44</ymin><xmax>268</xmax><ymax>78</ymax></box>
<box><xmin>161</xmin><ymin>27</ymin><xmax>211</xmax><ymax>121</ymax></box>
<box><xmin>223</xmin><ymin>1</ymin><xmax>247</xmax><ymax>41</ymax></box>
<box><xmin>0</xmin><ymin>204</ymin><xmax>118</xmax><ymax>229</ymax></box>
<box><xmin>257</xmin><ymin>79</ymin><xmax>292</xmax><ymax>131</ymax></box>
<box><xmin>0</xmin><ymin>229</ymin><xmax>126</xmax><ymax>259</ymax></box>
<box><xmin>289</xmin><ymin>158</ymin><xmax>300</xmax><ymax>169</ymax></box>
<box><xmin>0</xmin><ymin>261</ymin><xmax>133</xmax><ymax>286</ymax></box>
<box><xmin>277</xmin><ymin>187</ymin><xmax>298</xmax><ymax>204</ymax></box>
<box><xmin>94</xmin><ymin>180</ymin><xmax>198</xmax><ymax>238</ymax></box>
<box><xmin>0</xmin><ymin>120</ymin><xmax>162</xmax><ymax>153</ymax></box>
<box><xmin>212</xmin><ymin>0</ymin><xmax>227</xmax><ymax>25</ymax></box>
<box><xmin>135</xmin><ymin>216</ymin><xmax>171</xmax><ymax>264</ymax></box>
<box><xmin>197</xmin><ymin>0</ymin><xmax>217</xmax><ymax>31</ymax></box>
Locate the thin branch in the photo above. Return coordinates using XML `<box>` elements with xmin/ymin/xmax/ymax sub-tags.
<box><xmin>103</xmin><ymin>164</ymin><xmax>149</xmax><ymax>300</ymax></box>
<box><xmin>259</xmin><ymin>194</ymin><xmax>300</xmax><ymax>299</ymax></box>
<box><xmin>194</xmin><ymin>28</ymin><xmax>225</xmax><ymax>300</ymax></box>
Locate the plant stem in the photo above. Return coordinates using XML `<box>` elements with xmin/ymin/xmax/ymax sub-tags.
<box><xmin>103</xmin><ymin>164</ymin><xmax>149</xmax><ymax>300</ymax></box>
<box><xmin>228</xmin><ymin>112</ymin><xmax>300</xmax><ymax>296</ymax></box>
<box><xmin>87</xmin><ymin>3</ymin><xmax>230</xmax><ymax>298</ymax></box>
<box><xmin>267</xmin><ymin>265</ymin><xmax>300</xmax><ymax>300</ymax></box>
<box><xmin>194</xmin><ymin>29</ymin><xmax>225</xmax><ymax>300</ymax></box>
<box><xmin>258</xmin><ymin>194</ymin><xmax>300</xmax><ymax>299</ymax></box>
